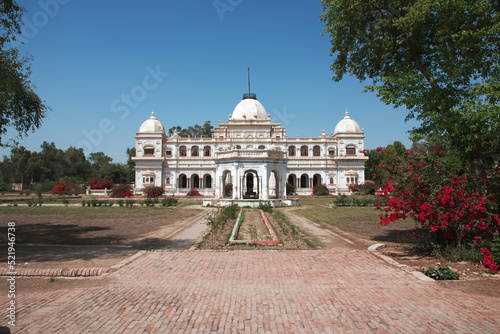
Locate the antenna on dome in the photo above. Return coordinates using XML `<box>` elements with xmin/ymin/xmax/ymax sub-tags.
<box><xmin>248</xmin><ymin>67</ymin><xmax>251</xmax><ymax>95</ymax></box>
<box><xmin>243</xmin><ymin>67</ymin><xmax>257</xmax><ymax>100</ymax></box>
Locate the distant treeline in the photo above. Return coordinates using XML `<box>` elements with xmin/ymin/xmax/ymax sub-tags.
<box><xmin>0</xmin><ymin>141</ymin><xmax>135</xmax><ymax>188</ymax></box>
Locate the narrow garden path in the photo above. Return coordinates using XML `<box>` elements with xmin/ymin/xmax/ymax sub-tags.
<box><xmin>282</xmin><ymin>208</ymin><xmax>370</xmax><ymax>250</ymax></box>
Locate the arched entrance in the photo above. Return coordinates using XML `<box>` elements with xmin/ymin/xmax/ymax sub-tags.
<box><xmin>204</xmin><ymin>174</ymin><xmax>212</xmax><ymax>188</ymax></box>
<box><xmin>288</xmin><ymin>174</ymin><xmax>297</xmax><ymax>188</ymax></box>
<box><xmin>313</xmin><ymin>174</ymin><xmax>321</xmax><ymax>187</ymax></box>
<box><xmin>192</xmin><ymin>174</ymin><xmax>200</xmax><ymax>188</ymax></box>
<box><xmin>243</xmin><ymin>170</ymin><xmax>259</xmax><ymax>199</ymax></box>
<box><xmin>179</xmin><ymin>174</ymin><xmax>187</xmax><ymax>188</ymax></box>
<box><xmin>269</xmin><ymin>170</ymin><xmax>281</xmax><ymax>199</ymax></box>
<box><xmin>222</xmin><ymin>170</ymin><xmax>232</xmax><ymax>198</ymax></box>
<box><xmin>300</xmin><ymin>174</ymin><xmax>309</xmax><ymax>188</ymax></box>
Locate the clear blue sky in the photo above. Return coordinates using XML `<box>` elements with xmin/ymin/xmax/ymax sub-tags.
<box><xmin>3</xmin><ymin>0</ymin><xmax>419</xmax><ymax>163</ymax></box>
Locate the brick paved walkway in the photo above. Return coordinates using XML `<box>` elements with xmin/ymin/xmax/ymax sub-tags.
<box><xmin>3</xmin><ymin>250</ymin><xmax>499</xmax><ymax>333</ymax></box>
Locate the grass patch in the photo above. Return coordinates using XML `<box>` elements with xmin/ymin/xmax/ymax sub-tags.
<box><xmin>178</xmin><ymin>200</ymin><xmax>203</xmax><ymax>207</ymax></box>
<box><xmin>297</xmin><ymin>197</ymin><xmax>332</xmax><ymax>207</ymax></box>
<box><xmin>295</xmin><ymin>206</ymin><xmax>415</xmax><ymax>243</ymax></box>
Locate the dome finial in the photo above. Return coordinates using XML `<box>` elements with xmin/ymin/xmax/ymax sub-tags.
<box><xmin>243</xmin><ymin>67</ymin><xmax>257</xmax><ymax>100</ymax></box>
<box><xmin>151</xmin><ymin>110</ymin><xmax>155</xmax><ymax>117</ymax></box>
<box><xmin>345</xmin><ymin>108</ymin><xmax>349</xmax><ymax>117</ymax></box>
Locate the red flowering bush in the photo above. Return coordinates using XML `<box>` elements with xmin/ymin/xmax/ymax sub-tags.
<box><xmin>481</xmin><ymin>248</ymin><xmax>499</xmax><ymax>273</ymax></box>
<box><xmin>313</xmin><ymin>184</ymin><xmax>329</xmax><ymax>196</ymax></box>
<box><xmin>187</xmin><ymin>188</ymin><xmax>201</xmax><ymax>196</ymax></box>
<box><xmin>52</xmin><ymin>180</ymin><xmax>74</xmax><ymax>195</ymax></box>
<box><xmin>376</xmin><ymin>147</ymin><xmax>500</xmax><ymax>273</ymax></box>
<box><xmin>143</xmin><ymin>186</ymin><xmax>164</xmax><ymax>198</ymax></box>
<box><xmin>88</xmin><ymin>176</ymin><xmax>114</xmax><ymax>189</ymax></box>
<box><xmin>110</xmin><ymin>184</ymin><xmax>133</xmax><ymax>198</ymax></box>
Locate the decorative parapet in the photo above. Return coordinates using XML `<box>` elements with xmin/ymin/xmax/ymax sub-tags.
<box><xmin>215</xmin><ymin>149</ymin><xmax>286</xmax><ymax>161</ymax></box>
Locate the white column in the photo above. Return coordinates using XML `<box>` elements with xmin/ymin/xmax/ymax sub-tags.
<box><xmin>262</xmin><ymin>165</ymin><xmax>269</xmax><ymax>200</ymax></box>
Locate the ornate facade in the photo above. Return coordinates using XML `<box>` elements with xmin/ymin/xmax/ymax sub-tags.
<box><xmin>133</xmin><ymin>93</ymin><xmax>368</xmax><ymax>201</ymax></box>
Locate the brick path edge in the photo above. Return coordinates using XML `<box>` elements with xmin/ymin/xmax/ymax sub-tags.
<box><xmin>0</xmin><ymin>250</ymin><xmax>147</xmax><ymax>278</ymax></box>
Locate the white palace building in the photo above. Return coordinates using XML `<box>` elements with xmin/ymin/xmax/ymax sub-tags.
<box><xmin>133</xmin><ymin>92</ymin><xmax>368</xmax><ymax>206</ymax></box>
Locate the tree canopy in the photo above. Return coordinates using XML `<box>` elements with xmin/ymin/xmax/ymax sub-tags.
<box><xmin>320</xmin><ymin>0</ymin><xmax>500</xmax><ymax>173</ymax></box>
<box><xmin>167</xmin><ymin>121</ymin><xmax>214</xmax><ymax>138</ymax></box>
<box><xmin>0</xmin><ymin>0</ymin><xmax>49</xmax><ymax>146</ymax></box>
<box><xmin>0</xmin><ymin>143</ymin><xmax>135</xmax><ymax>185</ymax></box>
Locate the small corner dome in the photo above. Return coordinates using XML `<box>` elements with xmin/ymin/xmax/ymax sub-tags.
<box><xmin>231</xmin><ymin>96</ymin><xmax>268</xmax><ymax>121</ymax></box>
<box><xmin>334</xmin><ymin>110</ymin><xmax>361</xmax><ymax>134</ymax></box>
<box><xmin>139</xmin><ymin>111</ymin><xmax>164</xmax><ymax>133</ymax></box>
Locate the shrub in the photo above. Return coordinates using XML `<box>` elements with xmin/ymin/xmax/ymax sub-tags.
<box><xmin>81</xmin><ymin>200</ymin><xmax>86</xmax><ymax>207</ymax></box>
<box><xmin>143</xmin><ymin>198</ymin><xmax>155</xmax><ymax>207</ymax></box>
<box><xmin>187</xmin><ymin>187</ymin><xmax>201</xmax><ymax>196</ymax></box>
<box><xmin>52</xmin><ymin>180</ymin><xmax>76</xmax><ymax>195</ymax></box>
<box><xmin>286</xmin><ymin>183</ymin><xmax>296</xmax><ymax>196</ymax></box>
<box><xmin>126</xmin><ymin>199</ymin><xmax>135</xmax><ymax>207</ymax></box>
<box><xmin>313</xmin><ymin>184</ymin><xmax>329</xmax><ymax>196</ymax></box>
<box><xmin>424</xmin><ymin>265</ymin><xmax>460</xmax><ymax>280</ymax></box>
<box><xmin>117</xmin><ymin>199</ymin><xmax>124</xmax><ymax>207</ymax></box>
<box><xmin>143</xmin><ymin>186</ymin><xmax>164</xmax><ymax>198</ymax></box>
<box><xmin>34</xmin><ymin>182</ymin><xmax>55</xmax><ymax>193</ymax></box>
<box><xmin>26</xmin><ymin>199</ymin><xmax>34</xmax><ymax>207</ymax></box>
<box><xmin>258</xmin><ymin>202</ymin><xmax>273</xmax><ymax>212</ymax></box>
<box><xmin>335</xmin><ymin>194</ymin><xmax>349</xmax><ymax>206</ymax></box>
<box><xmin>62</xmin><ymin>199</ymin><xmax>70</xmax><ymax>206</ymax></box>
<box><xmin>161</xmin><ymin>197</ymin><xmax>178</xmax><ymax>207</ymax></box>
<box><xmin>376</xmin><ymin>147</ymin><xmax>500</xmax><ymax>271</ymax></box>
<box><xmin>110</xmin><ymin>184</ymin><xmax>133</xmax><ymax>198</ymax></box>
<box><xmin>0</xmin><ymin>182</ymin><xmax>12</xmax><ymax>192</ymax></box>
<box><xmin>88</xmin><ymin>176</ymin><xmax>114</xmax><ymax>190</ymax></box>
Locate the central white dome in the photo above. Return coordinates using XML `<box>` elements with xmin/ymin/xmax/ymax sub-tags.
<box><xmin>231</xmin><ymin>98</ymin><xmax>268</xmax><ymax>121</ymax></box>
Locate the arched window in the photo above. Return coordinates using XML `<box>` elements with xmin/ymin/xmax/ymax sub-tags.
<box><xmin>346</xmin><ymin>145</ymin><xmax>356</xmax><ymax>155</ymax></box>
<box><xmin>288</xmin><ymin>146</ymin><xmax>296</xmax><ymax>157</ymax></box>
<box><xmin>313</xmin><ymin>146</ymin><xmax>321</xmax><ymax>157</ymax></box>
<box><xmin>329</xmin><ymin>177</ymin><xmax>334</xmax><ymax>184</ymax></box>
<box><xmin>166</xmin><ymin>177</ymin><xmax>171</xmax><ymax>185</ymax></box>
<box><xmin>328</xmin><ymin>149</ymin><xmax>335</xmax><ymax>156</ymax></box>
<box><xmin>203</xmin><ymin>146</ymin><xmax>211</xmax><ymax>157</ymax></box>
<box><xmin>235</xmin><ymin>145</ymin><xmax>241</xmax><ymax>149</ymax></box>
<box><xmin>258</xmin><ymin>145</ymin><xmax>265</xmax><ymax>149</ymax></box>
<box><xmin>179</xmin><ymin>146</ymin><xmax>187</xmax><ymax>157</ymax></box>
<box><xmin>143</xmin><ymin>176</ymin><xmax>154</xmax><ymax>184</ymax></box>
<box><xmin>300</xmin><ymin>146</ymin><xmax>308</xmax><ymax>157</ymax></box>
<box><xmin>191</xmin><ymin>146</ymin><xmax>199</xmax><ymax>157</ymax></box>
<box><xmin>144</xmin><ymin>146</ymin><xmax>154</xmax><ymax>156</ymax></box>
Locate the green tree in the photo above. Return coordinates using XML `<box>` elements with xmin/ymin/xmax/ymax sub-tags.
<box><xmin>0</xmin><ymin>1</ymin><xmax>49</xmax><ymax>146</ymax></box>
<box><xmin>125</xmin><ymin>147</ymin><xmax>136</xmax><ymax>183</ymax></box>
<box><xmin>9</xmin><ymin>145</ymin><xmax>30</xmax><ymax>184</ymax></box>
<box><xmin>88</xmin><ymin>152</ymin><xmax>113</xmax><ymax>176</ymax></box>
<box><xmin>167</xmin><ymin>121</ymin><xmax>214</xmax><ymax>138</ymax></box>
<box><xmin>320</xmin><ymin>0</ymin><xmax>500</xmax><ymax>175</ymax></box>
<box><xmin>64</xmin><ymin>146</ymin><xmax>91</xmax><ymax>180</ymax></box>
<box><xmin>39</xmin><ymin>141</ymin><xmax>66</xmax><ymax>181</ymax></box>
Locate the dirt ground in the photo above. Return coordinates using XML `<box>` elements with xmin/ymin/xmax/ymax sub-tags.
<box><xmin>236</xmin><ymin>210</ymin><xmax>272</xmax><ymax>241</ymax></box>
<box><xmin>0</xmin><ymin>206</ymin><xmax>204</xmax><ymax>270</ymax></box>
